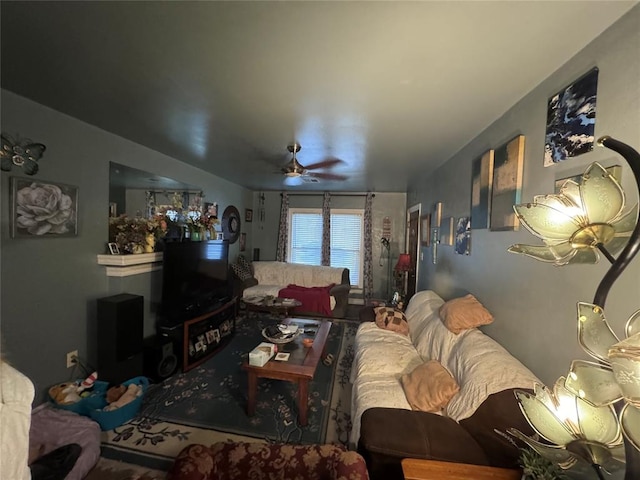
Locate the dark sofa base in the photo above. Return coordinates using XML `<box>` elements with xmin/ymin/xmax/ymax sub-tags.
<box><xmin>357</xmin><ymin>390</ymin><xmax>534</xmax><ymax>480</ymax></box>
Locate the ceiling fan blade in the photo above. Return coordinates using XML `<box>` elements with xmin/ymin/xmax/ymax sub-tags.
<box><xmin>306</xmin><ymin>172</ymin><xmax>348</xmax><ymax>181</ymax></box>
<box><xmin>304</xmin><ymin>157</ymin><xmax>344</xmax><ymax>170</ymax></box>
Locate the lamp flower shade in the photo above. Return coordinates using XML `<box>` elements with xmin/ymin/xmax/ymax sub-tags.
<box><xmin>508</xmin><ymin>162</ymin><xmax>638</xmax><ymax>265</ymax></box>
<box><xmin>509</xmin><ymin>302</ymin><xmax>640</xmax><ymax>476</ymax></box>
<box><xmin>509</xmin><ymin>377</ymin><xmax>626</xmax><ymax>477</ymax></box>
<box><xmin>566</xmin><ymin>303</ymin><xmax>640</xmax><ymax>450</ymax></box>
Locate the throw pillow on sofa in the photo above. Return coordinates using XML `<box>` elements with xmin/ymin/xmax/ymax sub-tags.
<box><xmin>373</xmin><ymin>307</ymin><xmax>409</xmax><ymax>335</ymax></box>
<box><xmin>439</xmin><ymin>294</ymin><xmax>493</xmax><ymax>334</ymax></box>
<box><xmin>237</xmin><ymin>255</ymin><xmax>253</xmax><ymax>275</ymax></box>
<box><xmin>400</xmin><ymin>360</ymin><xmax>460</xmax><ymax>412</ymax></box>
<box><xmin>231</xmin><ymin>256</ymin><xmax>254</xmax><ymax>281</ymax></box>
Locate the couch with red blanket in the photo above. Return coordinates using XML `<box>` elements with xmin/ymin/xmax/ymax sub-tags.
<box><xmin>236</xmin><ymin>261</ymin><xmax>351</xmax><ymax>317</ymax></box>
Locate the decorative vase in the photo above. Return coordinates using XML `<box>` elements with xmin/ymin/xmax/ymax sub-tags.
<box><xmin>191</xmin><ymin>229</ymin><xmax>202</xmax><ymax>242</ymax></box>
<box><xmin>145</xmin><ymin>233</ymin><xmax>155</xmax><ymax>253</ymax></box>
<box><xmin>132</xmin><ymin>244</ymin><xmax>144</xmax><ymax>254</ymax></box>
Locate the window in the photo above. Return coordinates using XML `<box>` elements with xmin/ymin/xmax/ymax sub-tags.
<box><xmin>288</xmin><ymin>208</ymin><xmax>364</xmax><ymax>286</ymax></box>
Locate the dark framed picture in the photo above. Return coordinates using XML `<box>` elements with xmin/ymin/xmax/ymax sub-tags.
<box><xmin>454</xmin><ymin>217</ymin><xmax>471</xmax><ymax>255</ymax></box>
<box><xmin>245</xmin><ymin>208</ymin><xmax>253</xmax><ymax>222</ymax></box>
<box><xmin>470</xmin><ymin>150</ymin><xmax>494</xmax><ymax>229</ymax></box>
<box><xmin>108</xmin><ymin>242</ymin><xmax>120</xmax><ymax>255</ymax></box>
<box><xmin>11</xmin><ymin>177</ymin><xmax>79</xmax><ymax>238</ymax></box>
<box><xmin>420</xmin><ymin>214</ymin><xmax>431</xmax><ymax>247</ymax></box>
<box><xmin>544</xmin><ymin>67</ymin><xmax>599</xmax><ymax>166</ymax></box>
<box><xmin>239</xmin><ymin>232</ymin><xmax>246</xmax><ymax>252</ymax></box>
<box><xmin>204</xmin><ymin>202</ymin><xmax>218</xmax><ymax>218</ymax></box>
<box><xmin>490</xmin><ymin>135</ymin><xmax>525</xmax><ymax>231</ymax></box>
<box><xmin>440</xmin><ymin>217</ymin><xmax>454</xmax><ymax>246</ymax></box>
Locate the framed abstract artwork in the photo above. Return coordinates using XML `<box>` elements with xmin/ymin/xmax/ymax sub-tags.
<box><xmin>470</xmin><ymin>149</ymin><xmax>494</xmax><ymax>229</ymax></box>
<box><xmin>420</xmin><ymin>214</ymin><xmax>431</xmax><ymax>247</ymax></box>
<box><xmin>11</xmin><ymin>177</ymin><xmax>78</xmax><ymax>238</ymax></box>
<box><xmin>440</xmin><ymin>216</ymin><xmax>454</xmax><ymax>246</ymax></box>
<box><xmin>454</xmin><ymin>217</ymin><xmax>471</xmax><ymax>255</ymax></box>
<box><xmin>490</xmin><ymin>135</ymin><xmax>525</xmax><ymax>231</ymax></box>
<box><xmin>544</xmin><ymin>67</ymin><xmax>599</xmax><ymax>167</ymax></box>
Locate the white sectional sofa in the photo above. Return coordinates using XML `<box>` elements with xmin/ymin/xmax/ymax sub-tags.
<box><xmin>350</xmin><ymin>290</ymin><xmax>541</xmax><ymax>480</ymax></box>
<box><xmin>235</xmin><ymin>261</ymin><xmax>351</xmax><ymax>317</ymax></box>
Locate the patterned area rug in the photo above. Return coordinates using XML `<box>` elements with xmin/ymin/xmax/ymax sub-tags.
<box><xmin>84</xmin><ymin>458</ymin><xmax>166</xmax><ymax>480</ymax></box>
<box><xmin>100</xmin><ymin>314</ymin><xmax>357</xmax><ymax>471</ymax></box>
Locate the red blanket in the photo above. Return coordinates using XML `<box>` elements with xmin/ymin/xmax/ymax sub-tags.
<box><xmin>278</xmin><ymin>284</ymin><xmax>335</xmax><ymax>317</ymax></box>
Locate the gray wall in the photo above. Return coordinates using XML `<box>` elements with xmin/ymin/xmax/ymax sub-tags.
<box><xmin>407</xmin><ymin>7</ymin><xmax>640</xmax><ymax>386</ymax></box>
<box><xmin>0</xmin><ymin>91</ymin><xmax>252</xmax><ymax>402</ymax></box>
<box><xmin>250</xmin><ymin>192</ymin><xmax>407</xmax><ymax>298</ymax></box>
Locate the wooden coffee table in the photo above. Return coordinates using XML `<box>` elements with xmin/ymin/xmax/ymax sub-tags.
<box><xmin>242</xmin><ymin>317</ymin><xmax>331</xmax><ymax>426</ymax></box>
<box><xmin>241</xmin><ymin>296</ymin><xmax>302</xmax><ymax>317</ymax></box>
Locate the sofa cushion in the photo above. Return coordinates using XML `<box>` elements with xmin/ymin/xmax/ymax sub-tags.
<box><xmin>459</xmin><ymin>389</ymin><xmax>536</xmax><ymax>468</ymax></box>
<box><xmin>439</xmin><ymin>294</ymin><xmax>493</xmax><ymax>334</ymax></box>
<box><xmin>405</xmin><ymin>292</ymin><xmax>445</xmax><ymax>345</ymax></box>
<box><xmin>351</xmin><ymin>323</ymin><xmax>422</xmax><ymax>381</ymax></box>
<box><xmin>444</xmin><ymin>329</ymin><xmax>540</xmax><ymax>421</ymax></box>
<box><xmin>358</xmin><ymin>408</ymin><xmax>489</xmax><ymax>465</ymax></box>
<box><xmin>374</xmin><ymin>307</ymin><xmax>409</xmax><ymax>335</ymax></box>
<box><xmin>252</xmin><ymin>261</ymin><xmax>345</xmax><ymax>288</ymax></box>
<box><xmin>401</xmin><ymin>361</ymin><xmax>459</xmax><ymax>412</ymax></box>
<box><xmin>231</xmin><ymin>262</ymin><xmax>253</xmax><ymax>281</ymax></box>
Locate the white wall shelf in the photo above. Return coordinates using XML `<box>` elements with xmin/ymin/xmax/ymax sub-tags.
<box><xmin>97</xmin><ymin>252</ymin><xmax>163</xmax><ymax>277</ymax></box>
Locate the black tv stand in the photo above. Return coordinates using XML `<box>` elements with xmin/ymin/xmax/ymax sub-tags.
<box><xmin>159</xmin><ymin>297</ymin><xmax>237</xmax><ymax>372</ymax></box>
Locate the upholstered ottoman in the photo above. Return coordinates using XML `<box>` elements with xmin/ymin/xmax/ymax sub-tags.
<box><xmin>167</xmin><ymin>441</ymin><xmax>369</xmax><ymax>480</ymax></box>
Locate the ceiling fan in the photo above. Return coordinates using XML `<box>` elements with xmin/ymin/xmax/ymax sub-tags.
<box><xmin>280</xmin><ymin>143</ymin><xmax>348</xmax><ymax>185</ymax></box>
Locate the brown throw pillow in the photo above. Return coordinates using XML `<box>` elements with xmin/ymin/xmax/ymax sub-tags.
<box><xmin>373</xmin><ymin>306</ymin><xmax>409</xmax><ymax>335</ymax></box>
<box><xmin>401</xmin><ymin>360</ymin><xmax>460</xmax><ymax>412</ymax></box>
<box><xmin>439</xmin><ymin>294</ymin><xmax>494</xmax><ymax>334</ymax></box>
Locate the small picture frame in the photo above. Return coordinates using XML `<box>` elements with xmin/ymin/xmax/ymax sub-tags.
<box><xmin>245</xmin><ymin>208</ymin><xmax>253</xmax><ymax>222</ymax></box>
<box><xmin>440</xmin><ymin>217</ymin><xmax>455</xmax><ymax>246</ymax></box>
<box><xmin>420</xmin><ymin>214</ymin><xmax>431</xmax><ymax>247</ymax></box>
<box><xmin>108</xmin><ymin>242</ymin><xmax>120</xmax><ymax>255</ymax></box>
<box><xmin>213</xmin><ymin>329</ymin><xmax>221</xmax><ymax>343</ymax></box>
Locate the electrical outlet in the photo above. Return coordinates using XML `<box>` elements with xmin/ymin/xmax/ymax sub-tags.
<box><xmin>66</xmin><ymin>350</ymin><xmax>78</xmax><ymax>368</ymax></box>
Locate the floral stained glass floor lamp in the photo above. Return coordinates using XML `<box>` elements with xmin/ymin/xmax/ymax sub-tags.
<box><xmin>507</xmin><ymin>137</ymin><xmax>640</xmax><ymax>480</ymax></box>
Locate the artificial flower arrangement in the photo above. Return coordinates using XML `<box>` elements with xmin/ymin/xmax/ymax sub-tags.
<box><xmin>109</xmin><ymin>214</ymin><xmax>164</xmax><ymax>254</ymax></box>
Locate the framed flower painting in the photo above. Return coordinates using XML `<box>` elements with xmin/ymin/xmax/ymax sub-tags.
<box><xmin>11</xmin><ymin>177</ymin><xmax>78</xmax><ymax>237</ymax></box>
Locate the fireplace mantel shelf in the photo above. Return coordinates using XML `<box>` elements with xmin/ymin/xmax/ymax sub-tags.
<box><xmin>96</xmin><ymin>252</ymin><xmax>163</xmax><ymax>277</ymax></box>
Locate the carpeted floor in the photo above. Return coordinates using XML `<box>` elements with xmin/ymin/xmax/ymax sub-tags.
<box><xmin>96</xmin><ymin>313</ymin><xmax>358</xmax><ymax>473</ymax></box>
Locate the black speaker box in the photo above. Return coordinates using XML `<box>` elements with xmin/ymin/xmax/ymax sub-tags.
<box><xmin>143</xmin><ymin>335</ymin><xmax>178</xmax><ymax>382</ymax></box>
<box><xmin>97</xmin><ymin>293</ymin><xmax>144</xmax><ymax>384</ymax></box>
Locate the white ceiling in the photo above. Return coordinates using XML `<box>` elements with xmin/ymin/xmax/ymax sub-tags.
<box><xmin>1</xmin><ymin>1</ymin><xmax>637</xmax><ymax>192</ymax></box>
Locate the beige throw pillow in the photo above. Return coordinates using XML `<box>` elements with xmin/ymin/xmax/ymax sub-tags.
<box><xmin>373</xmin><ymin>307</ymin><xmax>409</xmax><ymax>336</ymax></box>
<box><xmin>439</xmin><ymin>294</ymin><xmax>493</xmax><ymax>334</ymax></box>
<box><xmin>401</xmin><ymin>360</ymin><xmax>460</xmax><ymax>412</ymax></box>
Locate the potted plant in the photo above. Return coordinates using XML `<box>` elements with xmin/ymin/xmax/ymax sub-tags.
<box><xmin>519</xmin><ymin>447</ymin><xmax>567</xmax><ymax>480</ymax></box>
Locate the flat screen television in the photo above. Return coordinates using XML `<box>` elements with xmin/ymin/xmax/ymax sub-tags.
<box><xmin>160</xmin><ymin>240</ymin><xmax>231</xmax><ymax>324</ymax></box>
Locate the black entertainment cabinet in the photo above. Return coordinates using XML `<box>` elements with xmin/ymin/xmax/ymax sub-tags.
<box><xmin>159</xmin><ymin>297</ymin><xmax>237</xmax><ymax>372</ymax></box>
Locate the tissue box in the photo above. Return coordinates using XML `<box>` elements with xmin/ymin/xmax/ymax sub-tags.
<box><xmin>249</xmin><ymin>342</ymin><xmax>276</xmax><ymax>367</ymax></box>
